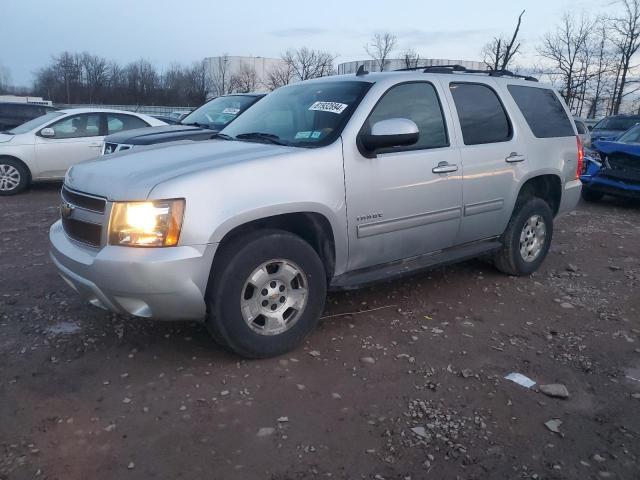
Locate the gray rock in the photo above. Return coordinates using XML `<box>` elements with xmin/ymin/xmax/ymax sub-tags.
<box><xmin>411</xmin><ymin>426</ymin><xmax>428</xmax><ymax>438</ymax></box>
<box><xmin>257</xmin><ymin>427</ymin><xmax>275</xmax><ymax>437</ymax></box>
<box><xmin>540</xmin><ymin>384</ymin><xmax>570</xmax><ymax>399</ymax></box>
<box><xmin>544</xmin><ymin>419</ymin><xmax>562</xmax><ymax>434</ymax></box>
<box><xmin>360</xmin><ymin>356</ymin><xmax>376</xmax><ymax>365</ymax></box>
<box><xmin>566</xmin><ymin>264</ymin><xmax>579</xmax><ymax>272</ymax></box>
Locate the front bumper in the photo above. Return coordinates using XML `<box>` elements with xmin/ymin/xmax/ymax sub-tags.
<box><xmin>557</xmin><ymin>179</ymin><xmax>582</xmax><ymax>215</ymax></box>
<box><xmin>580</xmin><ymin>174</ymin><xmax>640</xmax><ymax>199</ymax></box>
<box><xmin>49</xmin><ymin>220</ymin><xmax>217</xmax><ymax>321</ymax></box>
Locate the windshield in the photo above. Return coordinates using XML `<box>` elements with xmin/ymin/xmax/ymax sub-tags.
<box><xmin>9</xmin><ymin>111</ymin><xmax>65</xmax><ymax>134</ymax></box>
<box><xmin>221</xmin><ymin>81</ymin><xmax>373</xmax><ymax>147</ymax></box>
<box><xmin>617</xmin><ymin>124</ymin><xmax>640</xmax><ymax>144</ymax></box>
<box><xmin>181</xmin><ymin>96</ymin><xmax>259</xmax><ymax>129</ymax></box>
<box><xmin>594</xmin><ymin>116</ymin><xmax>640</xmax><ymax>131</ymax></box>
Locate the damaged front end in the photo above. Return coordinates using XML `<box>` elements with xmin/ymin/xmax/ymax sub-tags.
<box><xmin>580</xmin><ymin>141</ymin><xmax>640</xmax><ymax>199</ymax></box>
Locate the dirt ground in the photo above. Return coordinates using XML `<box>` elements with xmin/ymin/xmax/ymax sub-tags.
<box><xmin>1</xmin><ymin>184</ymin><xmax>639</xmax><ymax>480</ymax></box>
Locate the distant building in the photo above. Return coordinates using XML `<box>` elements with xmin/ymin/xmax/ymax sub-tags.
<box><xmin>337</xmin><ymin>58</ymin><xmax>488</xmax><ymax>75</ymax></box>
<box><xmin>0</xmin><ymin>94</ymin><xmax>53</xmax><ymax>106</ymax></box>
<box><xmin>204</xmin><ymin>56</ymin><xmax>287</xmax><ymax>96</ymax></box>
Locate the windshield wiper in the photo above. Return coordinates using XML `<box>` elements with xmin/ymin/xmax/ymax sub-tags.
<box><xmin>182</xmin><ymin>122</ymin><xmax>215</xmax><ymax>130</ymax></box>
<box><xmin>211</xmin><ymin>132</ymin><xmax>234</xmax><ymax>141</ymax></box>
<box><xmin>235</xmin><ymin>132</ymin><xmax>288</xmax><ymax>146</ymax></box>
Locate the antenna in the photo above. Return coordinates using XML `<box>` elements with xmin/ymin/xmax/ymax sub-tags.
<box><xmin>355</xmin><ymin>64</ymin><xmax>369</xmax><ymax>76</ymax></box>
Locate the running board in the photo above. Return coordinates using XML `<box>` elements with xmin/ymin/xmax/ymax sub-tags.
<box><xmin>330</xmin><ymin>240</ymin><xmax>502</xmax><ymax>290</ymax></box>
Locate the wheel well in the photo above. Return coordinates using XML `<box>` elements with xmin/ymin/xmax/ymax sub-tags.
<box><xmin>214</xmin><ymin>212</ymin><xmax>336</xmax><ymax>280</ymax></box>
<box><xmin>0</xmin><ymin>155</ymin><xmax>32</xmax><ymax>181</ymax></box>
<box><xmin>516</xmin><ymin>175</ymin><xmax>562</xmax><ymax>215</ymax></box>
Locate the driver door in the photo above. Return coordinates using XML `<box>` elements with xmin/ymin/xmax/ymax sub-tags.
<box><xmin>343</xmin><ymin>81</ymin><xmax>463</xmax><ymax>270</ymax></box>
<box><xmin>35</xmin><ymin>113</ymin><xmax>104</xmax><ymax>178</ymax></box>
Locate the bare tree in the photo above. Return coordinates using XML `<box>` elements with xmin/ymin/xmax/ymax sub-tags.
<box><xmin>81</xmin><ymin>53</ymin><xmax>108</xmax><ymax>103</ymax></box>
<box><xmin>482</xmin><ymin>10</ymin><xmax>525</xmax><ymax>71</ymax></box>
<box><xmin>401</xmin><ymin>48</ymin><xmax>421</xmax><ymax>69</ymax></box>
<box><xmin>264</xmin><ymin>62</ymin><xmax>294</xmax><ymax>90</ymax></box>
<box><xmin>184</xmin><ymin>60</ymin><xmax>210</xmax><ymax>104</ymax></box>
<box><xmin>231</xmin><ymin>62</ymin><xmax>259</xmax><ymax>93</ymax></box>
<box><xmin>365</xmin><ymin>33</ymin><xmax>397</xmax><ymax>71</ymax></box>
<box><xmin>0</xmin><ymin>62</ymin><xmax>11</xmax><ymax>94</ymax></box>
<box><xmin>610</xmin><ymin>0</ymin><xmax>640</xmax><ymax>114</ymax></box>
<box><xmin>208</xmin><ymin>54</ymin><xmax>232</xmax><ymax>97</ymax></box>
<box><xmin>282</xmin><ymin>48</ymin><xmax>336</xmax><ymax>81</ymax></box>
<box><xmin>538</xmin><ymin>13</ymin><xmax>593</xmax><ymax>106</ymax></box>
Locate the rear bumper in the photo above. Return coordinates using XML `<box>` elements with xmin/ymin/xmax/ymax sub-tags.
<box><xmin>49</xmin><ymin>220</ymin><xmax>216</xmax><ymax>321</ymax></box>
<box><xmin>558</xmin><ymin>179</ymin><xmax>582</xmax><ymax>215</ymax></box>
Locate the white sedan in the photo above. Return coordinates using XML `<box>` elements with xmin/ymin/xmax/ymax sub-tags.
<box><xmin>0</xmin><ymin>108</ymin><xmax>166</xmax><ymax>195</ymax></box>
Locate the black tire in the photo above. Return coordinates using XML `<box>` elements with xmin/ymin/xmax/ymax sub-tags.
<box><xmin>494</xmin><ymin>197</ymin><xmax>554</xmax><ymax>276</ymax></box>
<box><xmin>581</xmin><ymin>187</ymin><xmax>604</xmax><ymax>202</ymax></box>
<box><xmin>0</xmin><ymin>157</ymin><xmax>30</xmax><ymax>196</ymax></box>
<box><xmin>206</xmin><ymin>229</ymin><xmax>327</xmax><ymax>358</ymax></box>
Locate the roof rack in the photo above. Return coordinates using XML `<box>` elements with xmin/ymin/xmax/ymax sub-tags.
<box><xmin>394</xmin><ymin>64</ymin><xmax>538</xmax><ymax>82</ymax></box>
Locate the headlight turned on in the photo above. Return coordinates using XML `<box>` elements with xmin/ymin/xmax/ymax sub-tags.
<box><xmin>108</xmin><ymin>199</ymin><xmax>185</xmax><ymax>247</ymax></box>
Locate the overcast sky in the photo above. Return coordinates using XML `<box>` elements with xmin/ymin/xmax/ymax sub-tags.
<box><xmin>1</xmin><ymin>0</ymin><xmax>606</xmax><ymax>86</ymax></box>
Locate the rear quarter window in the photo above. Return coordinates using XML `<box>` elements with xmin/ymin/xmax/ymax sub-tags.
<box><xmin>507</xmin><ymin>85</ymin><xmax>575</xmax><ymax>138</ymax></box>
<box><xmin>449</xmin><ymin>83</ymin><xmax>512</xmax><ymax>145</ymax></box>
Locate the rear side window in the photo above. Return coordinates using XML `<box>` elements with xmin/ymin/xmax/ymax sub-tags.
<box><xmin>106</xmin><ymin>114</ymin><xmax>148</xmax><ymax>134</ymax></box>
<box><xmin>575</xmin><ymin>121</ymin><xmax>587</xmax><ymax>134</ymax></box>
<box><xmin>449</xmin><ymin>83</ymin><xmax>512</xmax><ymax>145</ymax></box>
<box><xmin>366</xmin><ymin>82</ymin><xmax>448</xmax><ymax>151</ymax></box>
<box><xmin>508</xmin><ymin>85</ymin><xmax>574</xmax><ymax>138</ymax></box>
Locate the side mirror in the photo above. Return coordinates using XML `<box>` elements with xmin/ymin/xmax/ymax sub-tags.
<box><xmin>587</xmin><ymin>125</ymin><xmax>594</xmax><ymax>131</ymax></box>
<box><xmin>360</xmin><ymin>118</ymin><xmax>419</xmax><ymax>154</ymax></box>
<box><xmin>40</xmin><ymin>127</ymin><xmax>55</xmax><ymax>138</ymax></box>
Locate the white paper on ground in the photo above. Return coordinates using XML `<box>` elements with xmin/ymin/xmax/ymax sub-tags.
<box><xmin>504</xmin><ymin>372</ymin><xmax>536</xmax><ymax>388</ymax></box>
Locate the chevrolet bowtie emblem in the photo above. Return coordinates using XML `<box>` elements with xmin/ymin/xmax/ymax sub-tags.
<box><xmin>60</xmin><ymin>202</ymin><xmax>74</xmax><ymax>219</ymax></box>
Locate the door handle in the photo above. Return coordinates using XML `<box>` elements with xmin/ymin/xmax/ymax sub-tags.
<box><xmin>432</xmin><ymin>162</ymin><xmax>459</xmax><ymax>174</ymax></box>
<box><xmin>505</xmin><ymin>152</ymin><xmax>525</xmax><ymax>163</ymax></box>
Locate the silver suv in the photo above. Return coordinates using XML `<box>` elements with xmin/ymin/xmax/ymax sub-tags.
<box><xmin>50</xmin><ymin>66</ymin><xmax>582</xmax><ymax>358</ymax></box>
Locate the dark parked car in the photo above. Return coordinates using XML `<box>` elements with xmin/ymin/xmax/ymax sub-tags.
<box><xmin>0</xmin><ymin>102</ymin><xmax>58</xmax><ymax>131</ymax></box>
<box><xmin>580</xmin><ymin>124</ymin><xmax>640</xmax><ymax>201</ymax></box>
<box><xmin>102</xmin><ymin>93</ymin><xmax>265</xmax><ymax>154</ymax></box>
<box><xmin>590</xmin><ymin>114</ymin><xmax>640</xmax><ymax>142</ymax></box>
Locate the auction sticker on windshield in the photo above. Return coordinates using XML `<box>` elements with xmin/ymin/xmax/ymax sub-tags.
<box><xmin>308</xmin><ymin>101</ymin><xmax>348</xmax><ymax>114</ymax></box>
<box><xmin>222</xmin><ymin>108</ymin><xmax>241</xmax><ymax>115</ymax></box>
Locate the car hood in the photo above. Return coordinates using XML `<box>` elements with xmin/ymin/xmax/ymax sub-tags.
<box><xmin>592</xmin><ymin>140</ymin><xmax>640</xmax><ymax>157</ymax></box>
<box><xmin>591</xmin><ymin>129</ymin><xmax>622</xmax><ymax>141</ymax></box>
<box><xmin>65</xmin><ymin>140</ymin><xmax>292</xmax><ymax>200</ymax></box>
<box><xmin>105</xmin><ymin>124</ymin><xmax>216</xmax><ymax>145</ymax></box>
<box><xmin>0</xmin><ymin>133</ymin><xmax>14</xmax><ymax>143</ymax></box>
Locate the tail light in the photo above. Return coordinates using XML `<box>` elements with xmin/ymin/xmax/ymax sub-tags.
<box><xmin>576</xmin><ymin>136</ymin><xmax>584</xmax><ymax>179</ymax></box>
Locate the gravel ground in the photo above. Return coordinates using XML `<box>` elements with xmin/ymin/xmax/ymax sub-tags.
<box><xmin>1</xmin><ymin>184</ymin><xmax>640</xmax><ymax>480</ymax></box>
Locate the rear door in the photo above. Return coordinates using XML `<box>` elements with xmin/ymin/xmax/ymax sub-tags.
<box><xmin>443</xmin><ymin>80</ymin><xmax>527</xmax><ymax>244</ymax></box>
<box><xmin>34</xmin><ymin>113</ymin><xmax>104</xmax><ymax>178</ymax></box>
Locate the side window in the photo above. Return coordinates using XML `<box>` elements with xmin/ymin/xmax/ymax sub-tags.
<box><xmin>107</xmin><ymin>114</ymin><xmax>149</xmax><ymax>134</ymax></box>
<box><xmin>449</xmin><ymin>83</ymin><xmax>512</xmax><ymax>145</ymax></box>
<box><xmin>366</xmin><ymin>82</ymin><xmax>448</xmax><ymax>150</ymax></box>
<box><xmin>507</xmin><ymin>85</ymin><xmax>575</xmax><ymax>138</ymax></box>
<box><xmin>50</xmin><ymin>114</ymin><xmax>101</xmax><ymax>139</ymax></box>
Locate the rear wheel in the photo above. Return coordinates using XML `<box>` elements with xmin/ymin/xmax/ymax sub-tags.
<box><xmin>494</xmin><ymin>198</ymin><xmax>554</xmax><ymax>276</ymax></box>
<box><xmin>581</xmin><ymin>187</ymin><xmax>604</xmax><ymax>202</ymax></box>
<box><xmin>0</xmin><ymin>158</ymin><xmax>30</xmax><ymax>195</ymax></box>
<box><xmin>206</xmin><ymin>229</ymin><xmax>327</xmax><ymax>358</ymax></box>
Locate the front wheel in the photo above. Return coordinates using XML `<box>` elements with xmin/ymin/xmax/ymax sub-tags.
<box><xmin>206</xmin><ymin>229</ymin><xmax>327</xmax><ymax>358</ymax></box>
<box><xmin>494</xmin><ymin>198</ymin><xmax>554</xmax><ymax>276</ymax></box>
<box><xmin>0</xmin><ymin>158</ymin><xmax>30</xmax><ymax>195</ymax></box>
<box><xmin>581</xmin><ymin>187</ymin><xmax>604</xmax><ymax>202</ymax></box>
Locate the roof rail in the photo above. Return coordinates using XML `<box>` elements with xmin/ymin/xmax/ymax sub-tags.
<box><xmin>394</xmin><ymin>64</ymin><xmax>538</xmax><ymax>82</ymax></box>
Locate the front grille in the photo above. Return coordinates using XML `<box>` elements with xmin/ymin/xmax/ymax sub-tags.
<box><xmin>62</xmin><ymin>186</ymin><xmax>106</xmax><ymax>213</ymax></box>
<box><xmin>103</xmin><ymin>142</ymin><xmax>133</xmax><ymax>155</ymax></box>
<box><xmin>60</xmin><ymin>187</ymin><xmax>107</xmax><ymax>247</ymax></box>
<box><xmin>61</xmin><ymin>216</ymin><xmax>102</xmax><ymax>246</ymax></box>
<box><xmin>603</xmin><ymin>153</ymin><xmax>640</xmax><ymax>184</ymax></box>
